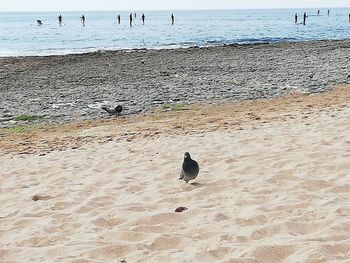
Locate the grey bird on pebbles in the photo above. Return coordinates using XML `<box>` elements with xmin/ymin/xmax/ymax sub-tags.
<box><xmin>102</xmin><ymin>105</ymin><xmax>123</xmax><ymax>115</ymax></box>
<box><xmin>179</xmin><ymin>152</ymin><xmax>199</xmax><ymax>183</ymax></box>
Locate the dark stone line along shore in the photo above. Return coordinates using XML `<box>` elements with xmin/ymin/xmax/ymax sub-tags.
<box><xmin>0</xmin><ymin>40</ymin><xmax>349</xmax><ymax>127</ymax></box>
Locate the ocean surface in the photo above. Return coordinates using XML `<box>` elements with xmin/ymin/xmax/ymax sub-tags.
<box><xmin>0</xmin><ymin>9</ymin><xmax>349</xmax><ymax>57</ymax></box>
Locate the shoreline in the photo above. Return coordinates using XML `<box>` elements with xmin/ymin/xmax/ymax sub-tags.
<box><xmin>0</xmin><ymin>38</ymin><xmax>349</xmax><ymax>59</ymax></box>
<box><xmin>1</xmin><ymin>39</ymin><xmax>349</xmax><ymax>128</ymax></box>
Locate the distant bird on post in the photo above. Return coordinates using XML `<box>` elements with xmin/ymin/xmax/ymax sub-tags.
<box><xmin>179</xmin><ymin>152</ymin><xmax>200</xmax><ymax>183</ymax></box>
<box><xmin>102</xmin><ymin>105</ymin><xmax>123</xmax><ymax>115</ymax></box>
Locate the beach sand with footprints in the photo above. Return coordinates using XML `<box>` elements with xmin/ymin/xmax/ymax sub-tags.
<box><xmin>1</xmin><ymin>85</ymin><xmax>350</xmax><ymax>262</ymax></box>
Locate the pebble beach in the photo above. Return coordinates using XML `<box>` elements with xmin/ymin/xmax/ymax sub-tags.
<box><xmin>0</xmin><ymin>39</ymin><xmax>349</xmax><ymax>127</ymax></box>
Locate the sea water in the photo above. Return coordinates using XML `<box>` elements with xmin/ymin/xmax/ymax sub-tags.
<box><xmin>0</xmin><ymin>9</ymin><xmax>349</xmax><ymax>57</ymax></box>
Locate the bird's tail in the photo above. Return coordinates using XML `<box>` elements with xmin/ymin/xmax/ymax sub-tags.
<box><xmin>101</xmin><ymin>106</ymin><xmax>111</xmax><ymax>115</ymax></box>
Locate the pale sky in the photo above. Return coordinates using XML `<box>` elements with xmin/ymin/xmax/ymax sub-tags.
<box><xmin>0</xmin><ymin>0</ymin><xmax>349</xmax><ymax>12</ymax></box>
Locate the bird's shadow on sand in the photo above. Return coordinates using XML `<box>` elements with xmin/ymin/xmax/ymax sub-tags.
<box><xmin>190</xmin><ymin>182</ymin><xmax>203</xmax><ymax>187</ymax></box>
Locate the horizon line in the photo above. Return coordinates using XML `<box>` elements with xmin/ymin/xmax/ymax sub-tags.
<box><xmin>0</xmin><ymin>6</ymin><xmax>349</xmax><ymax>13</ymax></box>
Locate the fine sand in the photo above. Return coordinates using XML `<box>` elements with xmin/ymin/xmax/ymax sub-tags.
<box><xmin>1</xmin><ymin>85</ymin><xmax>350</xmax><ymax>262</ymax></box>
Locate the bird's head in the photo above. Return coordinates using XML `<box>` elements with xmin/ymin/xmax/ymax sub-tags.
<box><xmin>115</xmin><ymin>105</ymin><xmax>123</xmax><ymax>113</ymax></box>
<box><xmin>184</xmin><ymin>152</ymin><xmax>191</xmax><ymax>160</ymax></box>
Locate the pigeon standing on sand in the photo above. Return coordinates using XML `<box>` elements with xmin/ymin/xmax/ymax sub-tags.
<box><xmin>179</xmin><ymin>152</ymin><xmax>199</xmax><ymax>183</ymax></box>
<box><xmin>102</xmin><ymin>105</ymin><xmax>123</xmax><ymax>115</ymax></box>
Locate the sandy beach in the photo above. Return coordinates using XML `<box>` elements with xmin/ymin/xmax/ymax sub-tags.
<box><xmin>1</xmin><ymin>85</ymin><xmax>350</xmax><ymax>262</ymax></box>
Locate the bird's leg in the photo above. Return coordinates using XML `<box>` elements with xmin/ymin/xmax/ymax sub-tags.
<box><xmin>179</xmin><ymin>171</ymin><xmax>184</xmax><ymax>180</ymax></box>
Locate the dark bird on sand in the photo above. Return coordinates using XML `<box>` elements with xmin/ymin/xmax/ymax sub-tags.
<box><xmin>179</xmin><ymin>152</ymin><xmax>199</xmax><ymax>183</ymax></box>
<box><xmin>102</xmin><ymin>105</ymin><xmax>123</xmax><ymax>115</ymax></box>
